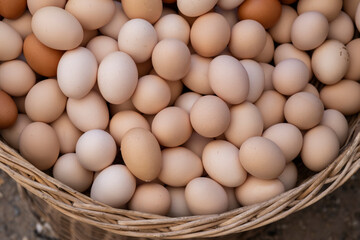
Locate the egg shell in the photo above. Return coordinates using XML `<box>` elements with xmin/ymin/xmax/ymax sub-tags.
<box><xmin>301</xmin><ymin>125</ymin><xmax>340</xmax><ymax>172</ymax></box>
<box><xmin>0</xmin><ymin>60</ymin><xmax>36</xmax><ymax>97</ymax></box>
<box><xmin>86</xmin><ymin>36</ymin><xmax>119</xmax><ymax>64</ymax></box>
<box><xmin>155</xmin><ymin>14</ymin><xmax>190</xmax><ymax>44</ymax></box>
<box><xmin>158</xmin><ymin>147</ymin><xmax>203</xmax><ymax>187</ymax></box>
<box><xmin>328</xmin><ymin>11</ymin><xmax>354</xmax><ymax>45</ymax></box>
<box><xmin>25</xmin><ymin>79</ymin><xmax>67</xmax><ymax>123</ymax></box>
<box><xmin>229</xmin><ymin>19</ymin><xmax>266</xmax><ymax>59</ymax></box>
<box><xmin>90</xmin><ymin>164</ymin><xmax>136</xmax><ymax>208</ymax></box>
<box><xmin>136</xmin><ymin>59</ymin><xmax>153</xmax><ymax>78</ymax></box>
<box><xmin>253</xmin><ymin>33</ymin><xmax>275</xmax><ymax>63</ymax></box>
<box><xmin>65</xmin><ymin>0</ymin><xmax>115</xmax><ymax>30</ymax></box>
<box><xmin>167</xmin><ymin>187</ymin><xmax>191</xmax><ymax>217</ymax></box>
<box><xmin>177</xmin><ymin>0</ymin><xmax>217</xmax><ymax>17</ymax></box>
<box><xmin>51</xmin><ymin>112</ymin><xmax>82</xmax><ymax>154</ymax></box>
<box><xmin>66</xmin><ymin>91</ymin><xmax>109</xmax><ymax>132</ymax></box>
<box><xmin>27</xmin><ymin>0</ymin><xmax>66</xmax><ymax>15</ymax></box>
<box><xmin>152</xmin><ymin>38</ymin><xmax>191</xmax><ymax>81</ymax></box>
<box><xmin>344</xmin><ymin>0</ymin><xmax>360</xmax><ymax>21</ymax></box>
<box><xmin>129</xmin><ymin>183</ymin><xmax>171</xmax><ymax>215</ymax></box>
<box><xmin>3</xmin><ymin>11</ymin><xmax>32</xmax><ymax>39</ymax></box>
<box><xmin>80</xmin><ymin>29</ymin><xmax>98</xmax><ymax>47</ymax></box>
<box><xmin>224</xmin><ymin>102</ymin><xmax>263</xmax><ymax>148</ymax></box>
<box><xmin>209</xmin><ymin>55</ymin><xmax>249</xmax><ymax>104</ymax></box>
<box><xmin>297</xmin><ymin>0</ymin><xmax>343</xmax><ymax>22</ymax></box>
<box><xmin>190</xmin><ymin>12</ymin><xmax>231</xmax><ymax>57</ymax></box>
<box><xmin>183</xmin><ymin>132</ymin><xmax>212</xmax><ymax>158</ymax></box>
<box><xmin>214</xmin><ymin>6</ymin><xmax>239</xmax><ymax>29</ymax></box>
<box><xmin>131</xmin><ymin>75</ymin><xmax>171</xmax><ymax>115</ymax></box>
<box><xmin>185</xmin><ymin>177</ymin><xmax>228</xmax><ymax>215</ymax></box>
<box><xmin>181</xmin><ymin>54</ymin><xmax>214</xmax><ymax>95</ymax></box>
<box><xmin>320</xmin><ymin>79</ymin><xmax>360</xmax><ymax>115</ymax></box>
<box><xmin>0</xmin><ymin>90</ymin><xmax>18</xmax><ymax>129</ymax></box>
<box><xmin>174</xmin><ymin>92</ymin><xmax>202</xmax><ymax>114</ymax></box>
<box><xmin>202</xmin><ymin>140</ymin><xmax>247</xmax><ymax>187</ymax></box>
<box><xmin>240</xmin><ymin>59</ymin><xmax>265</xmax><ymax>103</ymax></box>
<box><xmin>0</xmin><ymin>0</ymin><xmax>26</xmax><ymax>19</ymax></box>
<box><xmin>57</xmin><ymin>47</ymin><xmax>98</xmax><ymax>99</ymax></box>
<box><xmin>19</xmin><ymin>122</ymin><xmax>59</xmax><ymax>170</ymax></box>
<box><xmin>311</xmin><ymin>40</ymin><xmax>350</xmax><ymax>85</ymax></box>
<box><xmin>224</xmin><ymin>187</ymin><xmax>241</xmax><ymax>210</ymax></box>
<box><xmin>0</xmin><ymin>22</ymin><xmax>23</xmax><ymax>61</ymax></box>
<box><xmin>121</xmin><ymin>128</ymin><xmax>162</xmax><ymax>182</ymax></box>
<box><xmin>152</xmin><ymin>107</ymin><xmax>192</xmax><ymax>147</ymax></box>
<box><xmin>217</xmin><ymin>0</ymin><xmax>244</xmax><ymax>10</ymax></box>
<box><xmin>118</xmin><ymin>19</ymin><xmax>158</xmax><ymax>64</ymax></box>
<box><xmin>97</xmin><ymin>51</ymin><xmax>138</xmax><ymax>104</ymax></box>
<box><xmin>284</xmin><ymin>92</ymin><xmax>324</xmax><ymax>130</ymax></box>
<box><xmin>1</xmin><ymin>114</ymin><xmax>30</xmax><ymax>149</ymax></box>
<box><xmin>268</xmin><ymin>5</ymin><xmax>298</xmax><ymax>44</ymax></box>
<box><xmin>121</xmin><ymin>0</ymin><xmax>162</xmax><ymax>24</ymax></box>
<box><xmin>99</xmin><ymin>2</ymin><xmax>129</xmax><ymax>40</ymax></box>
<box><xmin>190</xmin><ymin>95</ymin><xmax>230</xmax><ymax>138</ymax></box>
<box><xmin>109</xmin><ymin>99</ymin><xmax>136</xmax><ymax>116</ymax></box>
<box><xmin>345</xmin><ymin>39</ymin><xmax>360</xmax><ymax>81</ymax></box>
<box><xmin>166</xmin><ymin>80</ymin><xmax>183</xmax><ymax>106</ymax></box>
<box><xmin>31</xmin><ymin>6</ymin><xmax>83</xmax><ymax>50</ymax></box>
<box><xmin>278</xmin><ymin>162</ymin><xmax>298</xmax><ymax>191</ymax></box>
<box><xmin>235</xmin><ymin>176</ymin><xmax>285</xmax><ymax>206</ymax></box>
<box><xmin>260</xmin><ymin>63</ymin><xmax>275</xmax><ymax>91</ymax></box>
<box><xmin>320</xmin><ymin>109</ymin><xmax>348</xmax><ymax>147</ymax></box>
<box><xmin>53</xmin><ymin>153</ymin><xmax>93</xmax><ymax>192</ymax></box>
<box><xmin>263</xmin><ymin>123</ymin><xmax>303</xmax><ymax>162</ymax></box>
<box><xmin>303</xmin><ymin>83</ymin><xmax>320</xmax><ymax>98</ymax></box>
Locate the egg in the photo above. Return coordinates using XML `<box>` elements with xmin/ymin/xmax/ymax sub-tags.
<box><xmin>65</xmin><ymin>0</ymin><xmax>115</xmax><ymax>30</ymax></box>
<box><xmin>109</xmin><ymin>100</ymin><xmax>136</xmax><ymax>116</ymax></box>
<box><xmin>152</xmin><ymin>107</ymin><xmax>192</xmax><ymax>147</ymax></box>
<box><xmin>190</xmin><ymin>95</ymin><xmax>230</xmax><ymax>138</ymax></box>
<box><xmin>183</xmin><ymin>132</ymin><xmax>212</xmax><ymax>158</ymax></box>
<box><xmin>0</xmin><ymin>22</ymin><xmax>23</xmax><ymax>61</ymax></box>
<box><xmin>51</xmin><ymin>113</ymin><xmax>82</xmax><ymax>154</ymax></box>
<box><xmin>97</xmin><ymin>51</ymin><xmax>138</xmax><ymax>104</ymax></box>
<box><xmin>80</xmin><ymin>29</ymin><xmax>98</xmax><ymax>47</ymax></box>
<box><xmin>303</xmin><ymin>83</ymin><xmax>320</xmax><ymax>98</ymax></box>
<box><xmin>19</xmin><ymin>122</ymin><xmax>59</xmax><ymax>170</ymax></box>
<box><xmin>311</xmin><ymin>40</ymin><xmax>350</xmax><ymax>85</ymax></box>
<box><xmin>203</xmin><ymin>140</ymin><xmax>247</xmax><ymax>187</ymax></box>
<box><xmin>345</xmin><ymin>39</ymin><xmax>360</xmax><ymax>81</ymax></box>
<box><xmin>278</xmin><ymin>162</ymin><xmax>298</xmax><ymax>191</ymax></box>
<box><xmin>31</xmin><ymin>6</ymin><xmax>83</xmax><ymax>50</ymax></box>
<box><xmin>229</xmin><ymin>20</ymin><xmax>267</xmax><ymax>59</ymax></box>
<box><xmin>239</xmin><ymin>136</ymin><xmax>286</xmax><ymax>180</ymax></box>
<box><xmin>255</xmin><ymin>90</ymin><xmax>286</xmax><ymax>129</ymax></box>
<box><xmin>136</xmin><ymin>59</ymin><xmax>153</xmax><ymax>78</ymax></box>
<box><xmin>217</xmin><ymin>0</ymin><xmax>244</xmax><ymax>10</ymax></box>
<box><xmin>320</xmin><ymin>79</ymin><xmax>360</xmax><ymax>115</ymax></box>
<box><xmin>268</xmin><ymin>5</ymin><xmax>298</xmax><ymax>44</ymax></box>
<box><xmin>0</xmin><ymin>0</ymin><xmax>26</xmax><ymax>19</ymax></box>
<box><xmin>166</xmin><ymin>80</ymin><xmax>183</xmax><ymax>106</ymax></box>
<box><xmin>99</xmin><ymin>2</ymin><xmax>129</xmax><ymax>40</ymax></box>
<box><xmin>167</xmin><ymin>187</ymin><xmax>191</xmax><ymax>217</ymax></box>
<box><xmin>174</xmin><ymin>92</ymin><xmax>201</xmax><ymax>114</ymax></box>
<box><xmin>297</xmin><ymin>0</ymin><xmax>343</xmax><ymax>22</ymax></box>
<box><xmin>76</xmin><ymin>129</ymin><xmax>116</xmax><ymax>172</ymax></box>
<box><xmin>158</xmin><ymin>147</ymin><xmax>203</xmax><ymax>187</ymax></box>
<box><xmin>57</xmin><ymin>47</ymin><xmax>98</xmax><ymax>99</ymax></box>
<box><xmin>27</xmin><ymin>0</ymin><xmax>67</xmax><ymax>15</ymax></box>
<box><xmin>185</xmin><ymin>177</ymin><xmax>228</xmax><ymax>215</ymax></box>
<box><xmin>1</xmin><ymin>114</ymin><xmax>30</xmax><ymax>149</ymax></box>
<box><xmin>53</xmin><ymin>153</ymin><xmax>93</xmax><ymax>192</ymax></box>
<box><xmin>13</xmin><ymin>96</ymin><xmax>26</xmax><ymax>114</ymax></box>
<box><xmin>181</xmin><ymin>54</ymin><xmax>214</xmax><ymax>94</ymax></box>
<box><xmin>90</xmin><ymin>164</ymin><xmax>136</xmax><ymax>208</ymax></box>
<box><xmin>155</xmin><ymin>14</ymin><xmax>190</xmax><ymax>44</ymax></box>
<box><xmin>0</xmin><ymin>90</ymin><xmax>18</xmax><ymax>129</ymax></box>
<box><xmin>0</xmin><ymin>60</ymin><xmax>36</xmax><ymax>97</ymax></box>
<box><xmin>131</xmin><ymin>75</ymin><xmax>171</xmax><ymax>115</ymax></box>
<box><xmin>272</xmin><ymin>58</ymin><xmax>309</xmax><ymax>96</ymax></box>
<box><xmin>209</xmin><ymin>55</ymin><xmax>249</xmax><ymax>104</ymax></box>
<box><xmin>260</xmin><ymin>63</ymin><xmax>275</xmax><ymax>91</ymax></box>
<box><xmin>235</xmin><ymin>176</ymin><xmax>285</xmax><ymax>206</ymax></box>
<box><xmin>253</xmin><ymin>33</ymin><xmax>275</xmax><ymax>63</ymax></box>
<box><xmin>301</xmin><ymin>125</ymin><xmax>340</xmax><ymax>172</ymax></box>
<box><xmin>328</xmin><ymin>11</ymin><xmax>354</xmax><ymax>45</ymax></box>
<box><xmin>118</xmin><ymin>19</ymin><xmax>158</xmax><ymax>64</ymax></box>
<box><xmin>284</xmin><ymin>92</ymin><xmax>324</xmax><ymax>130</ymax></box>
<box><xmin>129</xmin><ymin>183</ymin><xmax>171</xmax><ymax>215</ymax></box>
<box><xmin>25</xmin><ymin>79</ymin><xmax>67</xmax><ymax>123</ymax></box>
<box><xmin>86</xmin><ymin>36</ymin><xmax>119</xmax><ymax>64</ymax></box>
<box><xmin>3</xmin><ymin>11</ymin><xmax>32</xmax><ymax>39</ymax></box>
<box><xmin>320</xmin><ymin>109</ymin><xmax>348</xmax><ymax>146</ymax></box>
<box><xmin>240</xmin><ymin>59</ymin><xmax>265</xmax><ymax>103</ymax></box>
<box><xmin>152</xmin><ymin>39</ymin><xmax>191</xmax><ymax>81</ymax></box>
<box><xmin>177</xmin><ymin>0</ymin><xmax>217</xmax><ymax>17</ymax></box>
<box><xmin>224</xmin><ymin>102</ymin><xmax>263</xmax><ymax>148</ymax></box>
<box><xmin>66</xmin><ymin>91</ymin><xmax>109</xmax><ymax>132</ymax></box>
<box><xmin>344</xmin><ymin>0</ymin><xmax>360</xmax><ymax>21</ymax></box>
<box><xmin>263</xmin><ymin>123</ymin><xmax>303</xmax><ymax>162</ymax></box>
<box><xmin>190</xmin><ymin>12</ymin><xmax>231</xmax><ymax>57</ymax></box>
<box><xmin>215</xmin><ymin>6</ymin><xmax>239</xmax><ymax>29</ymax></box>
<box><xmin>121</xmin><ymin>0</ymin><xmax>162</xmax><ymax>24</ymax></box>
<box><xmin>121</xmin><ymin>128</ymin><xmax>162</xmax><ymax>182</ymax></box>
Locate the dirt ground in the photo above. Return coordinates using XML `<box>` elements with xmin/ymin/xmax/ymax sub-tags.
<box><xmin>0</xmin><ymin>169</ymin><xmax>359</xmax><ymax>240</ymax></box>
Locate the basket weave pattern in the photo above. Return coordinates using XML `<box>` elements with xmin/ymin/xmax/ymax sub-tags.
<box><xmin>0</xmin><ymin>114</ymin><xmax>359</xmax><ymax>239</ymax></box>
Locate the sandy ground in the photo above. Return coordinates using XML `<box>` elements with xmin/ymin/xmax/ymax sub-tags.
<box><xmin>0</xmin><ymin>169</ymin><xmax>359</xmax><ymax>240</ymax></box>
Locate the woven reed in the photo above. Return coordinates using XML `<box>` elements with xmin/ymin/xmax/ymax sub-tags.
<box><xmin>0</xmin><ymin>113</ymin><xmax>359</xmax><ymax>239</ymax></box>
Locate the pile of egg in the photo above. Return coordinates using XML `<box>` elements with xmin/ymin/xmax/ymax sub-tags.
<box><xmin>1</xmin><ymin>0</ymin><xmax>360</xmax><ymax>217</ymax></box>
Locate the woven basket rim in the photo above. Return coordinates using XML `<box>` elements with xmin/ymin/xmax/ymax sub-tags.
<box><xmin>0</xmin><ymin>113</ymin><xmax>359</xmax><ymax>239</ymax></box>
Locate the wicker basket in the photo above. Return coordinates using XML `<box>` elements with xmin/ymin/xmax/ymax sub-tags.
<box><xmin>0</xmin><ymin>113</ymin><xmax>359</xmax><ymax>239</ymax></box>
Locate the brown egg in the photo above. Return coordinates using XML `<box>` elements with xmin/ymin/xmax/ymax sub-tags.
<box><xmin>121</xmin><ymin>0</ymin><xmax>162</xmax><ymax>24</ymax></box>
<box><xmin>320</xmin><ymin>80</ymin><xmax>360</xmax><ymax>116</ymax></box>
<box><xmin>297</xmin><ymin>0</ymin><xmax>342</xmax><ymax>22</ymax></box>
<box><xmin>99</xmin><ymin>2</ymin><xmax>129</xmax><ymax>40</ymax></box>
<box><xmin>109</xmin><ymin>100</ymin><xmax>136</xmax><ymax>116</ymax></box>
<box><xmin>167</xmin><ymin>187</ymin><xmax>191</xmax><ymax>217</ymax></box>
<box><xmin>27</xmin><ymin>0</ymin><xmax>67</xmax><ymax>15</ymax></box>
<box><xmin>0</xmin><ymin>0</ymin><xmax>26</xmax><ymax>19</ymax></box>
<box><xmin>121</xmin><ymin>128</ymin><xmax>162</xmax><ymax>182</ymax></box>
<box><xmin>1</xmin><ymin>114</ymin><xmax>31</xmax><ymax>149</ymax></box>
<box><xmin>253</xmin><ymin>32</ymin><xmax>275</xmax><ymax>63</ymax></box>
<box><xmin>152</xmin><ymin>107</ymin><xmax>192</xmax><ymax>147</ymax></box>
<box><xmin>51</xmin><ymin>113</ymin><xmax>82</xmax><ymax>154</ymax></box>
<box><xmin>23</xmin><ymin>34</ymin><xmax>64</xmax><ymax>77</ymax></box>
<box><xmin>159</xmin><ymin>147</ymin><xmax>203</xmax><ymax>187</ymax></box>
<box><xmin>328</xmin><ymin>11</ymin><xmax>354</xmax><ymax>45</ymax></box>
<box><xmin>320</xmin><ymin>109</ymin><xmax>348</xmax><ymax>146</ymax></box>
<box><xmin>183</xmin><ymin>132</ymin><xmax>212</xmax><ymax>158</ymax></box>
<box><xmin>190</xmin><ymin>95</ymin><xmax>231</xmax><ymax>138</ymax></box>
<box><xmin>129</xmin><ymin>183</ymin><xmax>171</xmax><ymax>215</ymax></box>
<box><xmin>278</xmin><ymin>162</ymin><xmax>298</xmax><ymax>191</ymax></box>
<box><xmin>343</xmin><ymin>0</ymin><xmax>360</xmax><ymax>21</ymax></box>
<box><xmin>345</xmin><ymin>39</ymin><xmax>360</xmax><ymax>81</ymax></box>
<box><xmin>0</xmin><ymin>90</ymin><xmax>18</xmax><ymax>129</ymax></box>
<box><xmin>215</xmin><ymin>6</ymin><xmax>239</xmax><ymax>28</ymax></box>
<box><xmin>268</xmin><ymin>5</ymin><xmax>297</xmax><ymax>44</ymax></box>
<box><xmin>255</xmin><ymin>90</ymin><xmax>286</xmax><ymax>129</ymax></box>
<box><xmin>301</xmin><ymin>125</ymin><xmax>340</xmax><ymax>172</ymax></box>
<box><xmin>240</xmin><ymin>59</ymin><xmax>264</xmax><ymax>103</ymax></box>
<box><xmin>237</xmin><ymin>0</ymin><xmax>282</xmax><ymax>29</ymax></box>
<box><xmin>80</xmin><ymin>29</ymin><xmax>98</xmax><ymax>47</ymax></box>
<box><xmin>86</xmin><ymin>35</ymin><xmax>118</xmax><ymax>64</ymax></box>
<box><xmin>3</xmin><ymin>11</ymin><xmax>32</xmax><ymax>39</ymax></box>
<box><xmin>225</xmin><ymin>102</ymin><xmax>263</xmax><ymax>147</ymax></box>
<box><xmin>19</xmin><ymin>122</ymin><xmax>60</xmax><ymax>170</ymax></box>
<box><xmin>177</xmin><ymin>0</ymin><xmax>217</xmax><ymax>17</ymax></box>
<box><xmin>190</xmin><ymin>12</ymin><xmax>231</xmax><ymax>57</ymax></box>
<box><xmin>166</xmin><ymin>80</ymin><xmax>183</xmax><ymax>105</ymax></box>
<box><xmin>0</xmin><ymin>22</ymin><xmax>23</xmax><ymax>61</ymax></box>
<box><xmin>303</xmin><ymin>83</ymin><xmax>320</xmax><ymax>98</ymax></box>
<box><xmin>260</xmin><ymin>63</ymin><xmax>275</xmax><ymax>91</ymax></box>
<box><xmin>175</xmin><ymin>92</ymin><xmax>201</xmax><ymax>114</ymax></box>
<box><xmin>155</xmin><ymin>14</ymin><xmax>190</xmax><ymax>44</ymax></box>
<box><xmin>235</xmin><ymin>176</ymin><xmax>285</xmax><ymax>206</ymax></box>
